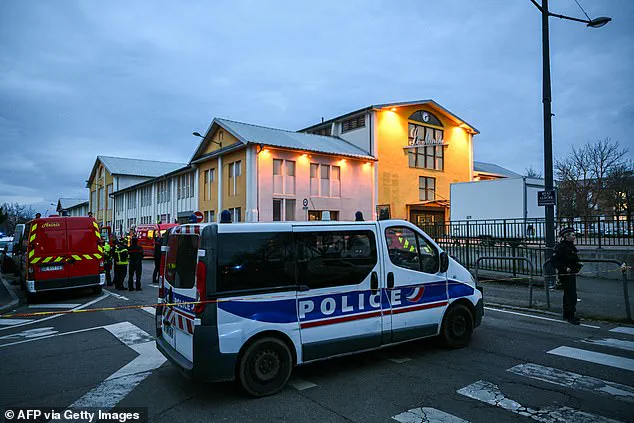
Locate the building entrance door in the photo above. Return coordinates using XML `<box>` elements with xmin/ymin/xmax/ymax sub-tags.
<box><xmin>409</xmin><ymin>209</ymin><xmax>445</xmax><ymax>239</ymax></box>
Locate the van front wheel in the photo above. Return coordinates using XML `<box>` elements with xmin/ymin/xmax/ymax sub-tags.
<box><xmin>441</xmin><ymin>304</ymin><xmax>473</xmax><ymax>348</ymax></box>
<box><xmin>238</xmin><ymin>337</ymin><xmax>292</xmax><ymax>397</ymax></box>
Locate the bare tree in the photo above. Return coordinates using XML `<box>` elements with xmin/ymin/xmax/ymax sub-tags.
<box><xmin>0</xmin><ymin>203</ymin><xmax>36</xmax><ymax>236</ymax></box>
<box><xmin>555</xmin><ymin>138</ymin><xmax>628</xmax><ymax>219</ymax></box>
<box><xmin>605</xmin><ymin>160</ymin><xmax>634</xmax><ymax>221</ymax></box>
<box><xmin>525</xmin><ymin>167</ymin><xmax>543</xmax><ymax>178</ymax></box>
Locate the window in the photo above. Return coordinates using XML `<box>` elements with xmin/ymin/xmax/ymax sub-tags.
<box><xmin>228</xmin><ymin>161</ymin><xmax>242</xmax><ymax>196</ymax></box>
<box><xmin>217</xmin><ymin>232</ymin><xmax>294</xmax><ymax>292</ymax></box>
<box><xmin>140</xmin><ymin>186</ymin><xmax>152</xmax><ymax>207</ymax></box>
<box><xmin>229</xmin><ymin>207</ymin><xmax>241</xmax><ymax>223</ymax></box>
<box><xmin>296</xmin><ymin>230</ymin><xmax>377</xmax><ymax>289</ymax></box>
<box><xmin>204</xmin><ymin>210</ymin><xmax>215</xmax><ymax>223</ymax></box>
<box><xmin>385</xmin><ymin>226</ymin><xmax>439</xmax><ymax>274</ymax></box>
<box><xmin>203</xmin><ymin>170</ymin><xmax>209</xmax><ymax>200</ymax></box>
<box><xmin>127</xmin><ymin>217</ymin><xmax>136</xmax><ymax>228</ymax></box>
<box><xmin>311</xmin><ymin>126</ymin><xmax>331</xmax><ymax>136</ymax></box>
<box><xmin>165</xmin><ymin>234</ymin><xmax>200</xmax><ymax>289</ymax></box>
<box><xmin>419</xmin><ymin>177</ymin><xmax>435</xmax><ymax>201</ymax></box>
<box><xmin>341</xmin><ymin>114</ymin><xmax>366</xmax><ymax>133</ymax></box>
<box><xmin>91</xmin><ymin>191</ymin><xmax>97</xmax><ymax>213</ymax></box>
<box><xmin>273</xmin><ymin>198</ymin><xmax>296</xmax><ymax>221</ymax></box>
<box><xmin>157</xmin><ymin>180</ymin><xmax>171</xmax><ymax>203</ymax></box>
<box><xmin>189</xmin><ymin>173</ymin><xmax>194</xmax><ymax>197</ymax></box>
<box><xmin>273</xmin><ymin>159</ymin><xmax>295</xmax><ymax>195</ymax></box>
<box><xmin>310</xmin><ymin>164</ymin><xmax>319</xmax><ymax>196</ymax></box>
<box><xmin>331</xmin><ymin>165</ymin><xmax>340</xmax><ymax>197</ymax></box>
<box><xmin>177</xmin><ymin>174</ymin><xmax>194</xmax><ymax>199</ymax></box>
<box><xmin>320</xmin><ymin>165</ymin><xmax>330</xmax><ymax>196</ymax></box>
<box><xmin>98</xmin><ymin>187</ymin><xmax>104</xmax><ymax>210</ymax></box>
<box><xmin>308</xmin><ymin>210</ymin><xmax>339</xmax><ymax>221</ymax></box>
<box><xmin>126</xmin><ymin>192</ymin><xmax>136</xmax><ymax>209</ymax></box>
<box><xmin>408</xmin><ymin>145</ymin><xmax>444</xmax><ymax>170</ymax></box>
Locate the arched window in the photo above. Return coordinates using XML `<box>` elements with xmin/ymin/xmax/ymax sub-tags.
<box><xmin>408</xmin><ymin>110</ymin><xmax>443</xmax><ymax>127</ymax></box>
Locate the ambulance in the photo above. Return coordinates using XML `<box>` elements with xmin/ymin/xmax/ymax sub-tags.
<box><xmin>19</xmin><ymin>216</ymin><xmax>105</xmax><ymax>301</ymax></box>
<box><xmin>155</xmin><ymin>219</ymin><xmax>483</xmax><ymax>396</ymax></box>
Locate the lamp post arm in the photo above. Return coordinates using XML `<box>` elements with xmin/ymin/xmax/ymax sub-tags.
<box><xmin>529</xmin><ymin>0</ymin><xmax>593</xmax><ymax>25</ymax></box>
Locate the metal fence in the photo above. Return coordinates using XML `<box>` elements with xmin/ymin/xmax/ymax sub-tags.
<box><xmin>419</xmin><ymin>216</ymin><xmax>633</xmax><ymax>276</ymax></box>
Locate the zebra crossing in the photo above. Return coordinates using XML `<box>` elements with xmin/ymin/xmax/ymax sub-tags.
<box><xmin>392</xmin><ymin>326</ymin><xmax>634</xmax><ymax>423</ymax></box>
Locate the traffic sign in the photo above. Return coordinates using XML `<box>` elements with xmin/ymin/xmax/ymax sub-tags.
<box><xmin>538</xmin><ymin>190</ymin><xmax>556</xmax><ymax>206</ymax></box>
<box><xmin>194</xmin><ymin>211</ymin><xmax>204</xmax><ymax>223</ymax></box>
<box><xmin>303</xmin><ymin>198</ymin><xmax>309</xmax><ymax>207</ymax></box>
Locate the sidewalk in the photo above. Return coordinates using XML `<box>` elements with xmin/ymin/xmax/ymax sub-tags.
<box><xmin>0</xmin><ymin>272</ymin><xmax>19</xmax><ymax>314</ymax></box>
<box><xmin>478</xmin><ymin>271</ymin><xmax>633</xmax><ymax>322</ymax></box>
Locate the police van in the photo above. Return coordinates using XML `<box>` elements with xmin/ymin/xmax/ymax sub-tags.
<box><xmin>155</xmin><ymin>219</ymin><xmax>483</xmax><ymax>397</ymax></box>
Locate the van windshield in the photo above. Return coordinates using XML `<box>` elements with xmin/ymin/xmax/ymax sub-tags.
<box><xmin>165</xmin><ymin>234</ymin><xmax>199</xmax><ymax>289</ymax></box>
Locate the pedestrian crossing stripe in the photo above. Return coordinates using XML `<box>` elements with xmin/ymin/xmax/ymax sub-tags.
<box><xmin>583</xmin><ymin>338</ymin><xmax>634</xmax><ymax>353</ymax></box>
<box><xmin>457</xmin><ymin>380</ymin><xmax>620</xmax><ymax>423</ymax></box>
<box><xmin>548</xmin><ymin>346</ymin><xmax>634</xmax><ymax>372</ymax></box>
<box><xmin>392</xmin><ymin>407</ymin><xmax>468</xmax><ymax>422</ymax></box>
<box><xmin>507</xmin><ymin>363</ymin><xmax>634</xmax><ymax>403</ymax></box>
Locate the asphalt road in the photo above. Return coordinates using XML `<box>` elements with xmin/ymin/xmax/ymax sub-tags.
<box><xmin>1</xmin><ymin>261</ymin><xmax>633</xmax><ymax>423</ymax></box>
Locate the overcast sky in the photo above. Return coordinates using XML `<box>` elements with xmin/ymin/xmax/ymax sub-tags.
<box><xmin>1</xmin><ymin>0</ymin><xmax>632</xmax><ymax>215</ymax></box>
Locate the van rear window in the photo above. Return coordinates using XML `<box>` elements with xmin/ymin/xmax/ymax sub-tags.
<box><xmin>165</xmin><ymin>234</ymin><xmax>200</xmax><ymax>289</ymax></box>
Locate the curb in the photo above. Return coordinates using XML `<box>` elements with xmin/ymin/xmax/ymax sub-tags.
<box><xmin>0</xmin><ymin>274</ymin><xmax>20</xmax><ymax>315</ymax></box>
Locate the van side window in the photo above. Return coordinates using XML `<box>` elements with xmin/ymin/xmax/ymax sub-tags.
<box><xmin>217</xmin><ymin>232</ymin><xmax>294</xmax><ymax>292</ymax></box>
<box><xmin>296</xmin><ymin>230</ymin><xmax>377</xmax><ymax>289</ymax></box>
<box><xmin>165</xmin><ymin>234</ymin><xmax>200</xmax><ymax>289</ymax></box>
<box><xmin>385</xmin><ymin>226</ymin><xmax>439</xmax><ymax>274</ymax></box>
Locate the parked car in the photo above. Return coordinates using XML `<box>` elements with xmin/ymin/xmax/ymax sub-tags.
<box><xmin>0</xmin><ymin>236</ymin><xmax>15</xmax><ymax>273</ymax></box>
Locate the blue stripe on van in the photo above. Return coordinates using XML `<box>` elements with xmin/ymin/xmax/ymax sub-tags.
<box><xmin>448</xmin><ymin>280</ymin><xmax>475</xmax><ymax>298</ymax></box>
<box><xmin>218</xmin><ymin>298</ymin><xmax>298</xmax><ymax>324</ymax></box>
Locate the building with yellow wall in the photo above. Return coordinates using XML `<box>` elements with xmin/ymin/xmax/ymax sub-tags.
<box><xmin>301</xmin><ymin>100</ymin><xmax>479</xmax><ymax>226</ymax></box>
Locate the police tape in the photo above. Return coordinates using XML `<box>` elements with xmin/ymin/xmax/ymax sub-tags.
<box><xmin>1</xmin><ymin>265</ymin><xmax>628</xmax><ymax>320</ymax></box>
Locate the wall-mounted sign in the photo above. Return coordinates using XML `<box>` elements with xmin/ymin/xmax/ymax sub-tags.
<box><xmin>407</xmin><ymin>123</ymin><xmax>446</xmax><ymax>148</ymax></box>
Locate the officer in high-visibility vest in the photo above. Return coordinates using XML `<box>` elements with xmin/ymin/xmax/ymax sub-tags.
<box><xmin>113</xmin><ymin>239</ymin><xmax>129</xmax><ymax>290</ymax></box>
<box><xmin>103</xmin><ymin>238</ymin><xmax>113</xmax><ymax>287</ymax></box>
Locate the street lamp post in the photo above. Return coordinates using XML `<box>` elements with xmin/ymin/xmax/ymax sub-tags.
<box><xmin>529</xmin><ymin>0</ymin><xmax>610</xmax><ymax>288</ymax></box>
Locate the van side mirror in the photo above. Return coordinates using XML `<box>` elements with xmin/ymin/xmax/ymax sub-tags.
<box><xmin>440</xmin><ymin>251</ymin><xmax>449</xmax><ymax>273</ymax></box>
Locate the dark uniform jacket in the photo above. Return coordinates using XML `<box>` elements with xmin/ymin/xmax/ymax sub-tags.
<box><xmin>153</xmin><ymin>241</ymin><xmax>162</xmax><ymax>266</ymax></box>
<box><xmin>551</xmin><ymin>240</ymin><xmax>582</xmax><ymax>274</ymax></box>
<box><xmin>128</xmin><ymin>244</ymin><xmax>144</xmax><ymax>264</ymax></box>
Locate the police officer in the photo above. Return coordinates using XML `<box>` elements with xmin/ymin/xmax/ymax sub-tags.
<box><xmin>551</xmin><ymin>227</ymin><xmax>582</xmax><ymax>325</ymax></box>
<box><xmin>152</xmin><ymin>236</ymin><xmax>162</xmax><ymax>285</ymax></box>
<box><xmin>128</xmin><ymin>237</ymin><xmax>143</xmax><ymax>291</ymax></box>
<box><xmin>113</xmin><ymin>239</ymin><xmax>129</xmax><ymax>290</ymax></box>
<box><xmin>103</xmin><ymin>238</ymin><xmax>113</xmax><ymax>287</ymax></box>
<box><xmin>220</xmin><ymin>210</ymin><xmax>232</xmax><ymax>223</ymax></box>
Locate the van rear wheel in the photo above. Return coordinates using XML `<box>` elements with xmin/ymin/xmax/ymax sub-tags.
<box><xmin>441</xmin><ymin>304</ymin><xmax>473</xmax><ymax>348</ymax></box>
<box><xmin>238</xmin><ymin>337</ymin><xmax>292</xmax><ymax>397</ymax></box>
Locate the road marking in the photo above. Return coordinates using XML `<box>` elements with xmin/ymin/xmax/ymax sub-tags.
<box><xmin>28</xmin><ymin>303</ymin><xmax>81</xmax><ymax>309</ymax></box>
<box><xmin>0</xmin><ymin>318</ymin><xmax>33</xmax><ymax>326</ymax></box>
<box><xmin>388</xmin><ymin>357</ymin><xmax>412</xmax><ymax>364</ymax></box>
<box><xmin>610</xmin><ymin>327</ymin><xmax>634</xmax><ymax>336</ymax></box>
<box><xmin>484</xmin><ymin>306</ymin><xmax>601</xmax><ymax>328</ymax></box>
<box><xmin>508</xmin><ymin>363</ymin><xmax>634</xmax><ymax>403</ymax></box>
<box><xmin>288</xmin><ymin>378</ymin><xmax>317</xmax><ymax>391</ymax></box>
<box><xmin>548</xmin><ymin>346</ymin><xmax>634</xmax><ymax>371</ymax></box>
<box><xmin>149</xmin><ymin>283</ymin><xmax>159</xmax><ymax>288</ymax></box>
<box><xmin>104</xmin><ymin>289</ymin><xmax>129</xmax><ymax>301</ymax></box>
<box><xmin>392</xmin><ymin>407</ymin><xmax>469</xmax><ymax>422</ymax></box>
<box><xmin>0</xmin><ymin>326</ymin><xmax>99</xmax><ymax>348</ymax></box>
<box><xmin>0</xmin><ymin>293</ymin><xmax>108</xmax><ymax>331</ymax></box>
<box><xmin>142</xmin><ymin>307</ymin><xmax>155</xmax><ymax>315</ymax></box>
<box><xmin>70</xmin><ymin>322</ymin><xmax>166</xmax><ymax>409</ymax></box>
<box><xmin>457</xmin><ymin>380</ymin><xmax>621</xmax><ymax>423</ymax></box>
<box><xmin>582</xmin><ymin>338</ymin><xmax>634</xmax><ymax>352</ymax></box>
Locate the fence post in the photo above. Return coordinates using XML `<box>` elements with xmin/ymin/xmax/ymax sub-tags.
<box><xmin>466</xmin><ymin>221</ymin><xmax>471</xmax><ymax>268</ymax></box>
<box><xmin>622</xmin><ymin>264</ymin><xmax>632</xmax><ymax>321</ymax></box>
<box><xmin>597</xmin><ymin>216</ymin><xmax>602</xmax><ymax>249</ymax></box>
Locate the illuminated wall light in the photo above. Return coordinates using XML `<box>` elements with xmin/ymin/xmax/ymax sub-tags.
<box><xmin>339</xmin><ymin>158</ymin><xmax>347</xmax><ymax>165</ymax></box>
<box><xmin>390</xmin><ymin>107</ymin><xmax>397</xmax><ymax>112</ymax></box>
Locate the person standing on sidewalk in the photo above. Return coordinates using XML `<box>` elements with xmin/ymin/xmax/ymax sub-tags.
<box><xmin>551</xmin><ymin>227</ymin><xmax>583</xmax><ymax>325</ymax></box>
<box><xmin>128</xmin><ymin>237</ymin><xmax>143</xmax><ymax>291</ymax></box>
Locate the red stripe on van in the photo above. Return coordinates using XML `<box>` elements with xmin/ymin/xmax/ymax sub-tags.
<box><xmin>300</xmin><ymin>310</ymin><xmax>383</xmax><ymax>329</ymax></box>
<box><xmin>186</xmin><ymin>319</ymin><xmax>193</xmax><ymax>334</ymax></box>
<box><xmin>385</xmin><ymin>301</ymin><xmax>448</xmax><ymax>315</ymax></box>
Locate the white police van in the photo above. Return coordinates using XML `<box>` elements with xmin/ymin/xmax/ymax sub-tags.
<box><xmin>155</xmin><ymin>219</ymin><xmax>483</xmax><ymax>396</ymax></box>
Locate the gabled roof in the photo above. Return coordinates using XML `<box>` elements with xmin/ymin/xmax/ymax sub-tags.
<box><xmin>191</xmin><ymin>118</ymin><xmax>376</xmax><ymax>163</ymax></box>
<box><xmin>87</xmin><ymin>156</ymin><xmax>187</xmax><ymax>187</ymax></box>
<box><xmin>474</xmin><ymin>161</ymin><xmax>521</xmax><ymax>178</ymax></box>
<box><xmin>299</xmin><ymin>99</ymin><xmax>479</xmax><ymax>134</ymax></box>
<box><xmin>57</xmin><ymin>198</ymin><xmax>88</xmax><ymax>210</ymax></box>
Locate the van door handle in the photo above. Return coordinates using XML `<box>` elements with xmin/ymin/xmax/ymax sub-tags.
<box><xmin>370</xmin><ymin>271</ymin><xmax>378</xmax><ymax>295</ymax></box>
<box><xmin>387</xmin><ymin>272</ymin><xmax>394</xmax><ymax>289</ymax></box>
